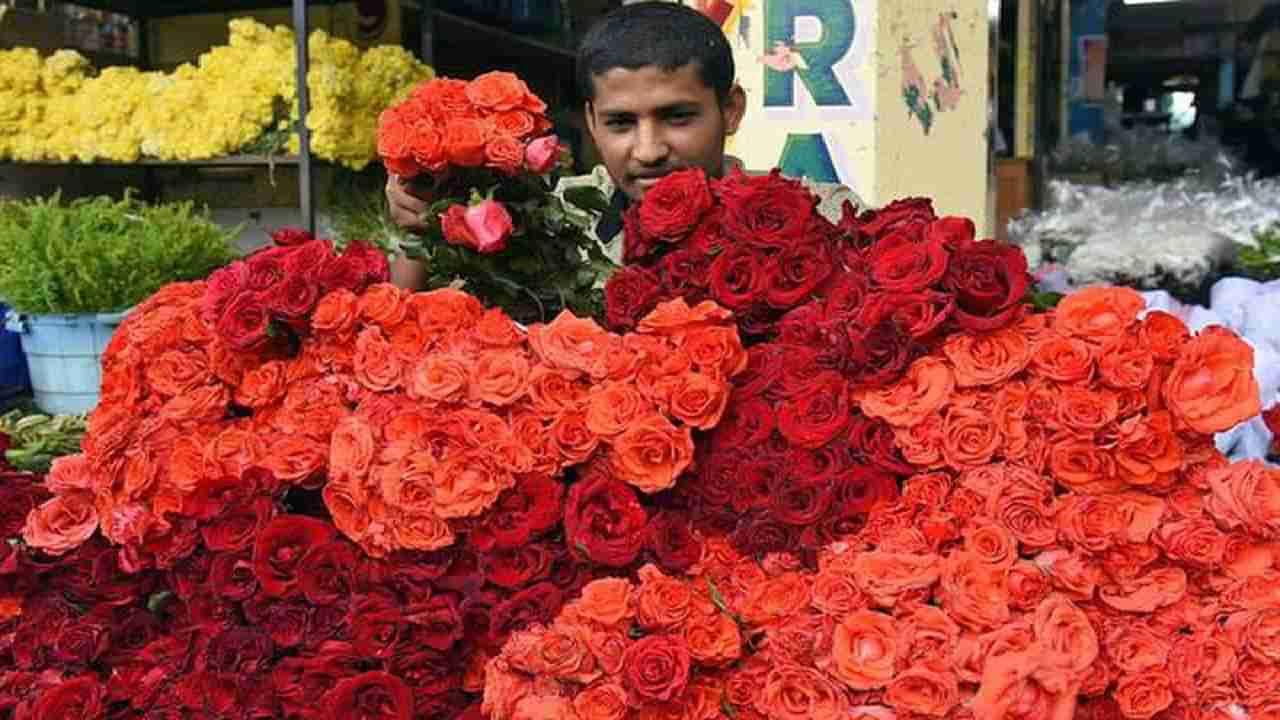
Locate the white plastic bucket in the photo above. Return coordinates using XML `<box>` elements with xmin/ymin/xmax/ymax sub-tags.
<box><xmin>3</xmin><ymin>309</ymin><xmax>129</xmax><ymax>415</ymax></box>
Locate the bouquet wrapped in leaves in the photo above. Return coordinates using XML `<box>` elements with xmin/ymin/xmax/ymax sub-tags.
<box><xmin>377</xmin><ymin>72</ymin><xmax>615</xmax><ymax>324</ymax></box>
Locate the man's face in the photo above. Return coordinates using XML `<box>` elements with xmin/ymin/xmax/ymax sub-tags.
<box><xmin>585</xmin><ymin>62</ymin><xmax>746</xmax><ymax>201</ymax></box>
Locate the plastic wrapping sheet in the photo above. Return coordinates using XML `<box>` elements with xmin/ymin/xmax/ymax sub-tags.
<box><xmin>1010</xmin><ymin>170</ymin><xmax>1280</xmax><ymax>292</ymax></box>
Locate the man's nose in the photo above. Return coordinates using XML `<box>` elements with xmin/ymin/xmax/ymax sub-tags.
<box><xmin>632</xmin><ymin>122</ymin><xmax>669</xmax><ymax>166</ymax></box>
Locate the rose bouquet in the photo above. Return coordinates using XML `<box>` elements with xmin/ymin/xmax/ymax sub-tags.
<box><xmin>377</xmin><ymin>72</ymin><xmax>615</xmax><ymax>324</ymax></box>
<box><xmin>486</xmin><ymin>285</ymin><xmax>1275</xmax><ymax>720</ymax></box>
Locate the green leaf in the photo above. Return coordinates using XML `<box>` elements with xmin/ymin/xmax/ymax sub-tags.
<box><xmin>563</xmin><ymin>186</ymin><xmax>612</xmax><ymax>214</ymax></box>
<box><xmin>721</xmin><ymin>693</ymin><xmax>739</xmax><ymax>719</ymax></box>
<box><xmin>1030</xmin><ymin>291</ymin><xmax>1064</xmax><ymax>311</ymax></box>
<box><xmin>147</xmin><ymin>591</ymin><xmax>174</xmax><ymax>614</ymax></box>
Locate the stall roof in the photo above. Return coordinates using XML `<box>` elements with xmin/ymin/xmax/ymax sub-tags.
<box><xmin>66</xmin><ymin>0</ymin><xmax>337</xmax><ymax>19</ymax></box>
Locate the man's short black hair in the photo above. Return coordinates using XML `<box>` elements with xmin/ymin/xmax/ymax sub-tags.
<box><xmin>576</xmin><ymin>3</ymin><xmax>735</xmax><ymax>104</ymax></box>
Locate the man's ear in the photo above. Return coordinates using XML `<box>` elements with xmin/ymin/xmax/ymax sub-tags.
<box><xmin>723</xmin><ymin>84</ymin><xmax>747</xmax><ymax>136</ymax></box>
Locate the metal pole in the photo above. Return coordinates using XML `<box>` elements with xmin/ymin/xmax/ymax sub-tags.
<box><xmin>293</xmin><ymin>0</ymin><xmax>315</xmax><ymax>234</ymax></box>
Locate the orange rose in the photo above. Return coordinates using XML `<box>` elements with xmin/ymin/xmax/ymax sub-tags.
<box><xmin>943</xmin><ymin>325</ymin><xmax>1032</xmax><ymax>387</ymax></box>
<box><xmin>1106</xmin><ymin>625</ymin><xmax>1170</xmax><ymax>674</ymax></box>
<box><xmin>1031</xmin><ymin>334</ymin><xmax>1095</xmax><ymax>383</ymax></box>
<box><xmin>263</xmin><ymin>434</ymin><xmax>328</xmax><ymax>486</ymax></box>
<box><xmin>831</xmin><ymin>610</ymin><xmax>899</xmax><ymax>690</ymax></box>
<box><xmin>467</xmin><ymin>70</ymin><xmax>536</xmax><ymax>112</ymax></box>
<box><xmin>551</xmin><ymin>409</ymin><xmax>600</xmax><ymax>465</ymax></box>
<box><xmin>468</xmin><ymin>349</ymin><xmax>531</xmax><ymax>406</ymax></box>
<box><xmin>1099</xmin><ymin>567</ymin><xmax>1187</xmax><ymax>613</ymax></box>
<box><xmin>811</xmin><ymin>568</ymin><xmax>866</xmax><ymax>617</ymax></box>
<box><xmin>391</xmin><ymin>509</ymin><xmax>455</xmax><ymax>551</ymax></box>
<box><xmin>1163</xmin><ymin>326</ymin><xmax>1261</xmax><ymax>434</ymax></box>
<box><xmin>482</xmin><ymin>658</ymin><xmax>532</xmax><ymax>720</ymax></box>
<box><xmin>431</xmin><ymin>451</ymin><xmax>514</xmax><ymax>519</ymax></box>
<box><xmin>353</xmin><ymin>327</ymin><xmax>403</xmax><ymax>392</ymax></box>
<box><xmin>475</xmin><ymin>307</ymin><xmax>525</xmax><ymax>348</ymax></box>
<box><xmin>940</xmin><ymin>406</ymin><xmax>1002</xmax><ymax>470</ymax></box>
<box><xmin>859</xmin><ymin>357</ymin><xmax>955</xmax><ymax>427</ymax></box>
<box><xmin>584</xmin><ymin>627</ymin><xmax>629</xmax><ymax>676</ymax></box>
<box><xmin>22</xmin><ymin>494</ymin><xmax>98</xmax><ymax>556</ymax></box>
<box><xmin>1115</xmin><ymin>411</ymin><xmax>1184</xmax><ymax>486</ymax></box>
<box><xmin>1049</xmin><ymin>436</ymin><xmax>1123</xmax><ymax>494</ymax></box>
<box><xmin>529</xmin><ymin>311</ymin><xmax>611</xmax><ymax>379</ymax></box>
<box><xmin>512</xmin><ymin>695</ymin><xmax>575</xmax><ymax>720</ymax></box>
<box><xmin>45</xmin><ymin>454</ymin><xmax>94</xmax><ymax>495</ymax></box>
<box><xmin>963</xmin><ymin>523</ymin><xmax>1017</xmax><ymax>568</ymax></box>
<box><xmin>1138</xmin><ymin>310</ymin><xmax>1190</xmax><ymax>361</ymax></box>
<box><xmin>160</xmin><ymin>384</ymin><xmax>230</xmax><ymax>425</ymax></box>
<box><xmin>408</xmin><ymin>353</ymin><xmax>470</xmax><ymax>404</ymax></box>
<box><xmin>1032</xmin><ymin>594</ymin><xmax>1099</xmax><ymax>672</ymax></box>
<box><xmin>571</xmin><ymin>578</ymin><xmax>635</xmax><ymax>628</ymax></box>
<box><xmin>358</xmin><ymin>282</ymin><xmax>409</xmax><ymax>328</ymax></box>
<box><xmin>1205</xmin><ymin>460</ymin><xmax>1280</xmax><ymax>538</ymax></box>
<box><xmin>1242</xmin><ymin>609</ymin><xmax>1280</xmax><ymax>663</ymax></box>
<box><xmin>145</xmin><ymin>348</ymin><xmax>210</xmax><ymax>397</ymax></box>
<box><xmin>329</xmin><ymin>415</ymin><xmax>376</xmax><ymax>484</ymax></box>
<box><xmin>636</xmin><ymin>568</ymin><xmax>695</xmax><ymax>631</ymax></box>
<box><xmin>324</xmin><ymin>479</ymin><xmax>371</xmax><ymax>544</ymax></box>
<box><xmin>1055</xmin><ymin>386</ymin><xmax>1120</xmax><ymax>433</ymax></box>
<box><xmin>684</xmin><ymin>610</ymin><xmax>741</xmax><ymax>666</ymax></box>
<box><xmin>1155</xmin><ymin>517</ymin><xmax>1226</xmax><ymax>568</ymax></box>
<box><xmin>1054</xmin><ymin>286</ymin><xmax>1145</xmax><ymax>342</ymax></box>
<box><xmin>527</xmin><ymin>366</ymin><xmax>589</xmax><ymax>418</ymax></box>
<box><xmin>884</xmin><ymin>666</ymin><xmax>960</xmax><ymax>718</ymax></box>
<box><xmin>894</xmin><ymin>414</ymin><xmax>945</xmax><ymax>468</ymax></box>
<box><xmin>740</xmin><ymin>572</ymin><xmax>812</xmax><ymax>627</ymax></box>
<box><xmin>902</xmin><ymin>472</ymin><xmax>953</xmax><ymax>508</ymax></box>
<box><xmin>852</xmin><ymin>551</ymin><xmax>942</xmax><ymax>608</ymax></box>
<box><xmin>901</xmin><ymin>605</ymin><xmax>961</xmax><ymax>665</ymax></box>
<box><xmin>1006</xmin><ymin>561</ymin><xmax>1052</xmax><ymax>611</ymax></box>
<box><xmin>1113</xmin><ymin>671</ymin><xmax>1174</xmax><ymax>720</ymax></box>
<box><xmin>573</xmin><ymin>683</ymin><xmax>628</xmax><ymax>720</ymax></box>
<box><xmin>610</xmin><ymin>414</ymin><xmax>694</xmax><ymax>494</ymax></box>
<box><xmin>757</xmin><ymin>665</ymin><xmax>849</xmax><ymax>720</ymax></box>
<box><xmin>410</xmin><ymin>287</ymin><xmax>484</xmax><ymax>340</ymax></box>
<box><xmin>681</xmin><ymin>324</ymin><xmax>747</xmax><ymax>379</ymax></box>
<box><xmin>584</xmin><ymin>383</ymin><xmax>650</xmax><ymax>437</ymax></box>
<box><xmin>1057</xmin><ymin>494</ymin><xmax>1126</xmax><ymax>553</ymax></box>
<box><xmin>941</xmin><ymin>552</ymin><xmax>1011</xmax><ymax>632</ymax></box>
<box><xmin>235</xmin><ymin>360</ymin><xmax>288</xmax><ymax>408</ymax></box>
<box><xmin>725</xmin><ymin>657</ymin><xmax>770</xmax><ymax>709</ymax></box>
<box><xmin>1033</xmin><ymin>549</ymin><xmax>1100</xmax><ymax>600</ymax></box>
<box><xmin>1098</xmin><ymin>338</ymin><xmax>1156</xmax><ymax>390</ymax></box>
<box><xmin>1234</xmin><ymin>657</ymin><xmax>1280</xmax><ymax>698</ymax></box>
<box><xmin>667</xmin><ymin>373</ymin><xmax>730</xmax><ymax>430</ymax></box>
<box><xmin>388</xmin><ymin>321</ymin><xmax>427</xmax><ymax>361</ymax></box>
<box><xmin>637</xmin><ymin>298</ymin><xmax>733</xmax><ymax>337</ymax></box>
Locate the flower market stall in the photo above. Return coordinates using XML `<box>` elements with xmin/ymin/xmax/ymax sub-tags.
<box><xmin>0</xmin><ymin>66</ymin><xmax>1276</xmax><ymax>720</ymax></box>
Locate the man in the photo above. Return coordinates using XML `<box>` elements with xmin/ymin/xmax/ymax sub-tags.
<box><xmin>386</xmin><ymin>2</ymin><xmax>860</xmax><ymax>289</ymax></box>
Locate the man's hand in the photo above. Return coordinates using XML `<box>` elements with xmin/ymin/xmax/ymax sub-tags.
<box><xmin>385</xmin><ymin>173</ymin><xmax>432</xmax><ymax>234</ymax></box>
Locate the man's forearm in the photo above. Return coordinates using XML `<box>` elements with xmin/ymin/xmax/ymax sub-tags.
<box><xmin>391</xmin><ymin>256</ymin><xmax>430</xmax><ymax>291</ymax></box>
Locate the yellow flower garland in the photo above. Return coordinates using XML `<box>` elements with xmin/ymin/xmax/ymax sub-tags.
<box><xmin>0</xmin><ymin>19</ymin><xmax>433</xmax><ymax>168</ymax></box>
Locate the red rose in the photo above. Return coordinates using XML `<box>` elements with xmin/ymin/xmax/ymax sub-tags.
<box><xmin>350</xmin><ymin>595</ymin><xmax>405</xmax><ymax>659</ymax></box>
<box><xmin>203</xmin><ymin>627</ymin><xmax>274</xmax><ymax>674</ymax></box>
<box><xmin>732</xmin><ymin>458</ymin><xmax>781</xmax><ymax>514</ymax></box>
<box><xmin>482</xmin><ymin>542</ymin><xmax>555</xmax><ymax>589</ymax></box>
<box><xmin>926</xmin><ymin>216</ymin><xmax>976</xmax><ymax>250</ymax></box>
<box><xmin>0</xmin><ymin>473</ymin><xmax>50</xmax><ymax>539</ymax></box>
<box><xmin>548</xmin><ymin>548</ymin><xmax>595</xmax><ymax>596</ymax></box>
<box><xmin>605</xmin><ymin>265</ymin><xmax>663</xmax><ymax>332</ymax></box>
<box><xmin>637</xmin><ymin>168</ymin><xmax>714</xmax><ymax>240</ymax></box>
<box><xmin>869</xmin><ymin>229</ymin><xmax>949</xmax><ymax>293</ymax></box>
<box><xmin>51</xmin><ymin>620</ymin><xmax>110</xmax><ymax>666</ymax></box>
<box><xmin>834</xmin><ymin>463</ymin><xmax>902</xmax><ymax>513</ymax></box>
<box><xmin>208</xmin><ymin>552</ymin><xmax>259</xmax><ymax>601</ymax></box>
<box><xmin>944</xmin><ymin>239</ymin><xmax>1030</xmax><ymax>332</ymax></box>
<box><xmin>778</xmin><ymin>371</ymin><xmax>850</xmax><ymax>449</ymax></box>
<box><xmin>201</xmin><ymin>497</ymin><xmax>275</xmax><ymax>553</ymax></box>
<box><xmin>489</xmin><ymin>581</ymin><xmax>565</xmax><ymax>647</ymax></box>
<box><xmin>845</xmin><ymin>308</ymin><xmax>916</xmax><ymax>387</ymax></box>
<box><xmin>298</xmin><ymin>541</ymin><xmax>359</xmax><ymax>606</ymax></box>
<box><xmin>622</xmin><ymin>634</ymin><xmax>692</xmax><ymax>705</ymax></box>
<box><xmin>270</xmin><ymin>226</ymin><xmax>314</xmax><ymax>247</ymax></box>
<box><xmin>323</xmin><ymin>672</ymin><xmax>413</xmax><ymax>720</ymax></box>
<box><xmin>564</xmin><ymin>474</ymin><xmax>648</xmax><ymax>567</ymax></box>
<box><xmin>709</xmin><ymin>245</ymin><xmax>767</xmax><ymax>310</ymax></box>
<box><xmin>848</xmin><ymin>415</ymin><xmax>916</xmax><ymax>475</ymax></box>
<box><xmin>391</xmin><ymin>648</ymin><xmax>461</xmax><ymax>699</ymax></box>
<box><xmin>29</xmin><ymin>676</ymin><xmax>107</xmax><ymax>719</ymax></box>
<box><xmin>731</xmin><ymin>516</ymin><xmax>798</xmax><ymax>556</ymax></box>
<box><xmin>686</xmin><ymin>207</ymin><xmax>730</xmax><ymax>256</ymax></box>
<box><xmin>405</xmin><ymin>592</ymin><xmax>463</xmax><ymax>652</ymax></box>
<box><xmin>317</xmin><ymin>254</ymin><xmax>369</xmax><ymax>295</ymax></box>
<box><xmin>253</xmin><ymin>515</ymin><xmax>335</xmax><ymax>597</ymax></box>
<box><xmin>202</xmin><ymin>261</ymin><xmax>249</xmax><ymax>325</ymax></box>
<box><xmin>282</xmin><ymin>238</ymin><xmax>336</xmax><ymax>276</ymax></box>
<box><xmin>769</xmin><ymin>475</ymin><xmax>834</xmax><ymax>526</ymax></box>
<box><xmin>344</xmin><ymin>240</ymin><xmax>391</xmax><ymax>286</ymax></box>
<box><xmin>269</xmin><ymin>274</ymin><xmax>320</xmax><ymax>321</ymax></box>
<box><xmin>245</xmin><ymin>247</ymin><xmax>290</xmax><ymax>291</ymax></box>
<box><xmin>658</xmin><ymin>248</ymin><xmax>712</xmax><ymax>298</ymax></box>
<box><xmin>852</xmin><ymin>196</ymin><xmax>937</xmax><ymax>241</ymax></box>
<box><xmin>470</xmin><ymin>475</ymin><xmax>564</xmax><ymax>552</ymax></box>
<box><xmin>887</xmin><ymin>290</ymin><xmax>955</xmax><ymax>339</ymax></box>
<box><xmin>623</xmin><ymin>206</ymin><xmax>657</xmax><ymax>264</ymax></box>
<box><xmin>712</xmin><ymin>396</ymin><xmax>777</xmax><ymax>447</ymax></box>
<box><xmin>257</xmin><ymin>599</ymin><xmax>310</xmax><ymax>649</ymax></box>
<box><xmin>646</xmin><ymin>510</ymin><xmax>702</xmax><ymax>574</ymax></box>
<box><xmin>766</xmin><ymin>239</ymin><xmax>835</xmax><ymax>308</ymax></box>
<box><xmin>717</xmin><ymin>169</ymin><xmax>816</xmax><ymax>250</ymax></box>
<box><xmin>215</xmin><ymin>292</ymin><xmax>272</xmax><ymax>351</ymax></box>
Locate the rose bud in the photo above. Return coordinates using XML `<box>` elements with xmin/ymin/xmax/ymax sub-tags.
<box><xmin>524</xmin><ymin>135</ymin><xmax>561</xmax><ymax>174</ymax></box>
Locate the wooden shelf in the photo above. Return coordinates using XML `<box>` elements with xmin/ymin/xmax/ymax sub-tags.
<box><xmin>5</xmin><ymin>154</ymin><xmax>301</xmax><ymax>167</ymax></box>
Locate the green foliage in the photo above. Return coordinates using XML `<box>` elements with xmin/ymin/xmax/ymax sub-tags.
<box><xmin>0</xmin><ymin>192</ymin><xmax>239</xmax><ymax>315</ymax></box>
<box><xmin>1236</xmin><ymin>224</ymin><xmax>1280</xmax><ymax>281</ymax></box>
<box><xmin>324</xmin><ymin>167</ymin><xmax>409</xmax><ymax>257</ymax></box>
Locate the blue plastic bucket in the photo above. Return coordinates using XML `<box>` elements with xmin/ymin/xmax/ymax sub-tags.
<box><xmin>3</xmin><ymin>309</ymin><xmax>129</xmax><ymax>415</ymax></box>
<box><xmin>0</xmin><ymin>304</ymin><xmax>28</xmax><ymax>391</ymax></box>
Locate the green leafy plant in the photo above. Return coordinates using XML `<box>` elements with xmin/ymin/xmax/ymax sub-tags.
<box><xmin>0</xmin><ymin>192</ymin><xmax>240</xmax><ymax>314</ymax></box>
<box><xmin>1236</xmin><ymin>223</ymin><xmax>1280</xmax><ymax>281</ymax></box>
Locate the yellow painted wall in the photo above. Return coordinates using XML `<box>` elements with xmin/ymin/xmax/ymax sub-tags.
<box><xmin>148</xmin><ymin>2</ymin><xmax>402</xmax><ymax>69</ymax></box>
<box><xmin>685</xmin><ymin>0</ymin><xmax>990</xmax><ymax>231</ymax></box>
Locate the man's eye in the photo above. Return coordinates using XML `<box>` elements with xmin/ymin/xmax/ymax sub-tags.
<box><xmin>668</xmin><ymin>113</ymin><xmax>696</xmax><ymax>125</ymax></box>
<box><xmin>605</xmin><ymin>118</ymin><xmax>633</xmax><ymax>129</ymax></box>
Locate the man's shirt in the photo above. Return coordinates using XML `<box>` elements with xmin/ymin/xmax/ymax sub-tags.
<box><xmin>555</xmin><ymin>157</ymin><xmax>866</xmax><ymax>265</ymax></box>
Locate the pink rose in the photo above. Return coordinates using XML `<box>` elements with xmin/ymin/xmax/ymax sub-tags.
<box><xmin>525</xmin><ymin>136</ymin><xmax>561</xmax><ymax>174</ymax></box>
<box><xmin>465</xmin><ymin>200</ymin><xmax>514</xmax><ymax>254</ymax></box>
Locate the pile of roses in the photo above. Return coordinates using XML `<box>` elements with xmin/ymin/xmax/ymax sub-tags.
<box><xmin>485</xmin><ymin>285</ymin><xmax>1276</xmax><ymax>720</ymax></box>
<box><xmin>9</xmin><ymin>228</ymin><xmax>745</xmax><ymax>718</ymax></box>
